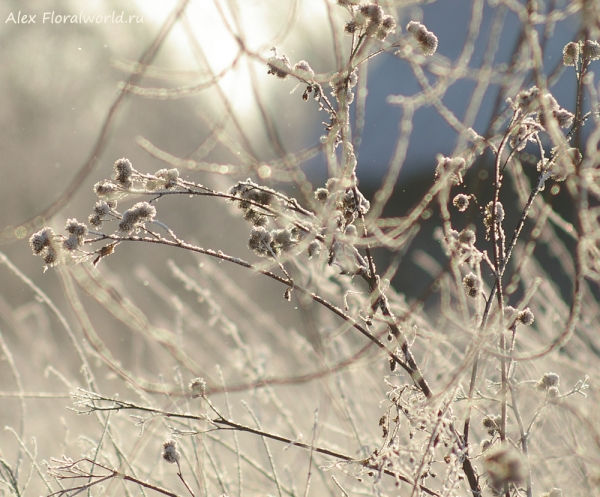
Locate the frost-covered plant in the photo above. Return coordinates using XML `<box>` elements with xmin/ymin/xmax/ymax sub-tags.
<box><xmin>12</xmin><ymin>2</ymin><xmax>600</xmax><ymax>497</ymax></box>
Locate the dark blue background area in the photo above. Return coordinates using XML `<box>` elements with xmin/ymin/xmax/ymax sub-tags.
<box><xmin>347</xmin><ymin>1</ymin><xmax>582</xmax><ymax>187</ymax></box>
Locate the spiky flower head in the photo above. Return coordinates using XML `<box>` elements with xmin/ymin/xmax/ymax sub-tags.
<box><xmin>562</xmin><ymin>42</ymin><xmax>579</xmax><ymax>66</ymax></box>
<box><xmin>162</xmin><ymin>439</ymin><xmax>181</xmax><ymax>464</ymax></box>
<box><xmin>267</xmin><ymin>52</ymin><xmax>292</xmax><ymax>79</ymax></box>
<box><xmin>434</xmin><ymin>156</ymin><xmax>466</xmax><ymax>184</ymax></box>
<box><xmin>114</xmin><ymin>158</ymin><xmax>133</xmax><ymax>188</ymax></box>
<box><xmin>535</xmin><ymin>372</ymin><xmax>560</xmax><ymax>391</ymax></box>
<box><xmin>458</xmin><ymin>229</ymin><xmax>476</xmax><ymax>246</ymax></box>
<box><xmin>248</xmin><ymin>226</ymin><xmax>273</xmax><ymax>257</ymax></box>
<box><xmin>189</xmin><ymin>377</ymin><xmax>206</xmax><ymax>398</ymax></box>
<box><xmin>29</xmin><ymin>227</ymin><xmax>55</xmax><ymax>255</ymax></box>
<box><xmin>513</xmin><ymin>86</ymin><xmax>540</xmax><ymax>112</ymax></box>
<box><xmin>62</xmin><ymin>219</ymin><xmax>88</xmax><ymax>252</ymax></box>
<box><xmin>94</xmin><ymin>180</ymin><xmax>121</xmax><ymax>201</ymax></box>
<box><xmin>293</xmin><ymin>60</ymin><xmax>315</xmax><ymax>81</ymax></box>
<box><xmin>155</xmin><ymin>168</ymin><xmax>180</xmax><ymax>189</ymax></box>
<box><xmin>582</xmin><ymin>40</ymin><xmax>600</xmax><ymax>61</ymax></box>
<box><xmin>406</xmin><ymin>21</ymin><xmax>438</xmax><ymax>56</ymax></box>
<box><xmin>484</xmin><ymin>201</ymin><xmax>505</xmax><ymax>228</ymax></box>
<box><xmin>517</xmin><ymin>307</ymin><xmax>535</xmax><ymax>325</ymax></box>
<box><xmin>482</xmin><ymin>414</ymin><xmax>501</xmax><ymax>435</ymax></box>
<box><xmin>30</xmin><ymin>227</ymin><xmax>62</xmax><ymax>271</ymax></box>
<box><xmin>484</xmin><ymin>444</ymin><xmax>526</xmax><ymax>489</ymax></box>
<box><xmin>462</xmin><ymin>272</ymin><xmax>480</xmax><ymax>298</ymax></box>
<box><xmin>453</xmin><ymin>194</ymin><xmax>470</xmax><ymax>212</ymax></box>
<box><xmin>118</xmin><ymin>202</ymin><xmax>157</xmax><ymax>234</ymax></box>
<box><xmin>376</xmin><ymin>15</ymin><xmax>396</xmax><ymax>41</ymax></box>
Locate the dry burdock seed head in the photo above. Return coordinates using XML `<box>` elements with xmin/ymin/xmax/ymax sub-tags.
<box><xmin>462</xmin><ymin>272</ymin><xmax>480</xmax><ymax>298</ymax></box>
<box><xmin>406</xmin><ymin>21</ymin><xmax>438</xmax><ymax>55</ymax></box>
<box><xmin>582</xmin><ymin>40</ymin><xmax>600</xmax><ymax>61</ymax></box>
<box><xmin>453</xmin><ymin>193</ymin><xmax>470</xmax><ymax>211</ymax></box>
<box><xmin>535</xmin><ymin>372</ymin><xmax>560</xmax><ymax>392</ymax></box>
<box><xmin>563</xmin><ymin>41</ymin><xmax>579</xmax><ymax>66</ymax></box>
<box><xmin>482</xmin><ymin>414</ymin><xmax>501</xmax><ymax>436</ymax></box>
<box><xmin>517</xmin><ymin>307</ymin><xmax>535</xmax><ymax>325</ymax></box>
<box><xmin>114</xmin><ymin>158</ymin><xmax>133</xmax><ymax>187</ymax></box>
<box><xmin>484</xmin><ymin>201</ymin><xmax>505</xmax><ymax>227</ymax></box>
<box><xmin>484</xmin><ymin>444</ymin><xmax>526</xmax><ymax>489</ymax></box>
<box><xmin>293</xmin><ymin>60</ymin><xmax>314</xmax><ymax>81</ymax></box>
<box><xmin>118</xmin><ymin>202</ymin><xmax>157</xmax><ymax>234</ymax></box>
<box><xmin>434</xmin><ymin>155</ymin><xmax>466</xmax><ymax>184</ymax></box>
<box><xmin>267</xmin><ymin>51</ymin><xmax>292</xmax><ymax>79</ymax></box>
<box><xmin>189</xmin><ymin>377</ymin><xmax>206</xmax><ymax>398</ymax></box>
<box><xmin>162</xmin><ymin>439</ymin><xmax>180</xmax><ymax>464</ymax></box>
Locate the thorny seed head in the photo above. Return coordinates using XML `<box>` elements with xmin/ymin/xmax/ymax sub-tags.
<box><xmin>453</xmin><ymin>193</ymin><xmax>470</xmax><ymax>212</ymax></box>
<box><xmin>535</xmin><ymin>372</ymin><xmax>560</xmax><ymax>391</ymax></box>
<box><xmin>93</xmin><ymin>200</ymin><xmax>112</xmax><ymax>217</ymax></box>
<box><xmin>162</xmin><ymin>439</ymin><xmax>181</xmax><ymax>464</ymax></box>
<box><xmin>315</xmin><ymin>187</ymin><xmax>329</xmax><ymax>202</ymax></box>
<box><xmin>539</xmin><ymin>148</ymin><xmax>580</xmax><ymax>182</ymax></box>
<box><xmin>434</xmin><ymin>156</ymin><xmax>466</xmax><ymax>184</ymax></box>
<box><xmin>30</xmin><ymin>227</ymin><xmax>63</xmax><ymax>271</ymax></box>
<box><xmin>329</xmin><ymin>70</ymin><xmax>358</xmax><ymax>104</ymax></box>
<box><xmin>517</xmin><ymin>307</ymin><xmax>535</xmax><ymax>325</ymax></box>
<box><xmin>458</xmin><ymin>229</ymin><xmax>476</xmax><ymax>246</ymax></box>
<box><xmin>484</xmin><ymin>201</ymin><xmax>505</xmax><ymax>228</ymax></box>
<box><xmin>94</xmin><ymin>180</ymin><xmax>121</xmax><ymax>201</ymax></box>
<box><xmin>118</xmin><ymin>202</ymin><xmax>157</xmax><ymax>234</ymax></box>
<box><xmin>553</xmin><ymin>147</ymin><xmax>581</xmax><ymax>181</ymax></box>
<box><xmin>267</xmin><ymin>52</ymin><xmax>292</xmax><ymax>79</ymax></box>
<box><xmin>155</xmin><ymin>168</ymin><xmax>180</xmax><ymax>189</ymax></box>
<box><xmin>482</xmin><ymin>414</ymin><xmax>501</xmax><ymax>435</ymax></box>
<box><xmin>114</xmin><ymin>158</ymin><xmax>133</xmax><ymax>188</ymax></box>
<box><xmin>243</xmin><ymin>208</ymin><xmax>268</xmax><ymax>227</ymax></box>
<box><xmin>62</xmin><ymin>235</ymin><xmax>80</xmax><ymax>252</ymax></box>
<box><xmin>248</xmin><ymin>226</ymin><xmax>273</xmax><ymax>258</ymax></box>
<box><xmin>344</xmin><ymin>20</ymin><xmax>359</xmax><ymax>35</ymax></box>
<box><xmin>462</xmin><ymin>272</ymin><xmax>480</xmax><ymax>298</ymax></box>
<box><xmin>43</xmin><ymin>247</ymin><xmax>59</xmax><ymax>269</ymax></box>
<box><xmin>359</xmin><ymin>4</ymin><xmax>383</xmax><ymax>23</ymax></box>
<box><xmin>29</xmin><ymin>227</ymin><xmax>55</xmax><ymax>255</ymax></box>
<box><xmin>272</xmin><ymin>228</ymin><xmax>294</xmax><ymax>251</ymax></box>
<box><xmin>88</xmin><ymin>215</ymin><xmax>102</xmax><ymax>228</ymax></box>
<box><xmin>376</xmin><ymin>15</ymin><xmax>396</xmax><ymax>41</ymax></box>
<box><xmin>189</xmin><ymin>377</ymin><xmax>206</xmax><ymax>398</ymax></box>
<box><xmin>563</xmin><ymin>42</ymin><xmax>580</xmax><ymax>66</ymax></box>
<box><xmin>514</xmin><ymin>86</ymin><xmax>540</xmax><ymax>111</ymax></box>
<box><xmin>293</xmin><ymin>60</ymin><xmax>315</xmax><ymax>81</ymax></box>
<box><xmin>65</xmin><ymin>219</ymin><xmax>88</xmax><ymax>238</ymax></box>
<box><xmin>484</xmin><ymin>444</ymin><xmax>526</xmax><ymax>489</ymax></box>
<box><xmin>230</xmin><ymin>180</ymin><xmax>274</xmax><ymax>208</ymax></box>
<box><xmin>582</xmin><ymin>40</ymin><xmax>600</xmax><ymax>61</ymax></box>
<box><xmin>510</xmin><ymin>123</ymin><xmax>536</xmax><ymax>151</ymax></box>
<box><xmin>504</xmin><ymin>305</ymin><xmax>517</xmax><ymax>327</ymax></box>
<box><xmin>536</xmin><ymin>93</ymin><xmax>573</xmax><ymax>129</ymax></box>
<box><xmin>516</xmin><ymin>86</ymin><xmax>540</xmax><ymax>113</ymax></box>
<box><xmin>406</xmin><ymin>21</ymin><xmax>438</xmax><ymax>56</ymax></box>
<box><xmin>554</xmin><ymin>107</ymin><xmax>574</xmax><ymax>128</ymax></box>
